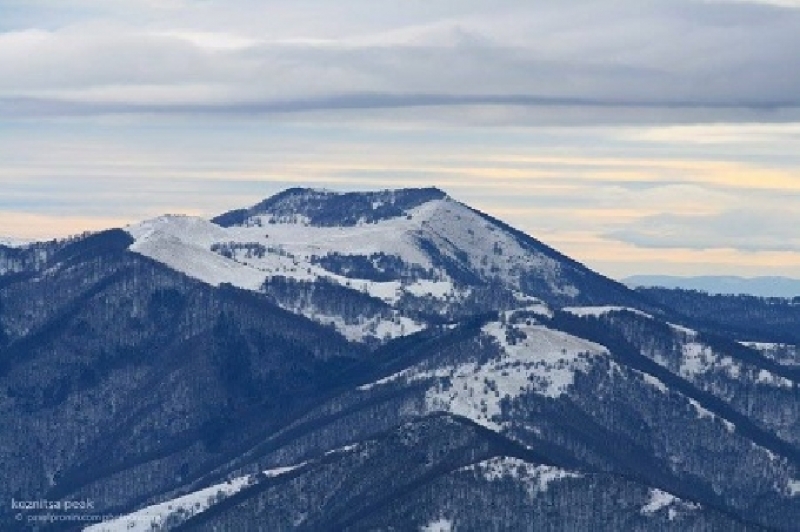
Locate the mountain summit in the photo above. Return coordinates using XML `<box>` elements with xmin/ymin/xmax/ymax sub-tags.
<box><xmin>1</xmin><ymin>187</ymin><xmax>798</xmax><ymax>530</ymax></box>
<box><xmin>125</xmin><ymin>187</ymin><xmax>645</xmax><ymax>343</ymax></box>
<box><xmin>212</xmin><ymin>186</ymin><xmax>448</xmax><ymax>227</ymax></box>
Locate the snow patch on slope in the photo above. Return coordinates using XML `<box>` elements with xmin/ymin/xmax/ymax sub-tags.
<box><xmin>423</xmin><ymin>321</ymin><xmax>607</xmax><ymax>430</ymax></box>
<box><xmin>687</xmin><ymin>398</ymin><xmax>735</xmax><ymax>432</ymax></box>
<box><xmin>641</xmin><ymin>373</ymin><xmax>669</xmax><ymax>393</ymax></box>
<box><xmin>86</xmin><ymin>463</ymin><xmax>305</xmax><ymax>532</ymax></box>
<box><xmin>640</xmin><ymin>488</ymin><xmax>700</xmax><ymax>520</ymax></box>
<box><xmin>681</xmin><ymin>342</ymin><xmax>793</xmax><ymax>389</ymax></box>
<box><xmin>468</xmin><ymin>457</ymin><xmax>581</xmax><ymax>496</ymax></box>
<box><xmin>358</xmin><ymin>321</ymin><xmax>606</xmax><ymax>428</ymax></box>
<box><xmin>668</xmin><ymin>322</ymin><xmax>696</xmax><ymax>336</ymax></box>
<box><xmin>318</xmin><ymin>313</ymin><xmax>424</xmax><ymax>343</ymax></box>
<box><xmin>122</xmin><ymin>194</ymin><xmax>606</xmax><ymax>342</ymax></box>
<box><xmin>420</xmin><ymin>200</ymin><xmax>579</xmax><ymax>297</ymax></box>
<box><xmin>633</xmin><ymin>367</ymin><xmax>735</xmax><ymax>433</ymax></box>
<box><xmin>0</xmin><ymin>237</ymin><xmax>36</xmax><ymax>248</ymax></box>
<box><xmin>246</xmin><ymin>198</ymin><xmax>442</xmax><ymax>270</ymax></box>
<box><xmin>742</xmin><ymin>341</ymin><xmax>783</xmax><ymax>351</ymax></box>
<box><xmin>742</xmin><ymin>342</ymin><xmax>800</xmax><ymax>367</ymax></box>
<box><xmin>84</xmin><ymin>475</ymin><xmax>251</xmax><ymax>532</ymax></box>
<box><xmin>404</xmin><ymin>279</ymin><xmax>459</xmax><ymax>299</ymax></box>
<box><xmin>641</xmin><ymin>489</ymin><xmax>678</xmax><ymax>514</ymax></box>
<box><xmin>127</xmin><ymin>215</ymin><xmax>267</xmax><ymax>291</ymax></box>
<box><xmin>126</xmin><ymin>213</ymin><xmax>433</xmax><ymax>341</ymax></box>
<box><xmin>562</xmin><ymin>306</ymin><xmax>652</xmax><ymax>319</ymax></box>
<box><xmin>562</xmin><ymin>306</ymin><xmax>697</xmax><ymax>339</ymax></box>
<box><xmin>420</xmin><ymin>518</ymin><xmax>453</xmax><ymax>532</ymax></box>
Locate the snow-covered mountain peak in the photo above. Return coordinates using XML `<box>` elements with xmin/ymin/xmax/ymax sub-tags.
<box><xmin>212</xmin><ymin>186</ymin><xmax>449</xmax><ymax>228</ymax></box>
<box><xmin>125</xmin><ymin>214</ymin><xmax>227</xmax><ymax>242</ymax></box>
<box><xmin>119</xmin><ymin>187</ymin><xmax>650</xmax><ymax>343</ymax></box>
<box><xmin>0</xmin><ymin>237</ymin><xmax>36</xmax><ymax>248</ymax></box>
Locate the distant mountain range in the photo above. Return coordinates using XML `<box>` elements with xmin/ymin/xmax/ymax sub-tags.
<box><xmin>0</xmin><ymin>237</ymin><xmax>33</xmax><ymax>248</ymax></box>
<box><xmin>1</xmin><ymin>187</ymin><xmax>798</xmax><ymax>531</ymax></box>
<box><xmin>625</xmin><ymin>275</ymin><xmax>800</xmax><ymax>298</ymax></box>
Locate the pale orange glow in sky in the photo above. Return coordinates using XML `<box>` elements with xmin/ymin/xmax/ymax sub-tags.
<box><xmin>539</xmin><ymin>231</ymin><xmax>800</xmax><ymax>277</ymax></box>
<box><xmin>0</xmin><ymin>212</ymin><xmax>134</xmax><ymax>240</ymax></box>
<box><xmin>2</xmin><ymin>117</ymin><xmax>799</xmax><ymax>278</ymax></box>
<box><xmin>3</xmin><ymin>0</ymin><xmax>800</xmax><ymax>279</ymax></box>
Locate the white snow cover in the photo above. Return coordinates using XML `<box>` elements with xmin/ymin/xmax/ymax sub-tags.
<box><xmin>789</xmin><ymin>479</ymin><xmax>800</xmax><ymax>496</ymax></box>
<box><xmin>319</xmin><ymin>313</ymin><xmax>425</xmax><ymax>343</ymax></box>
<box><xmin>125</xmin><ymin>212</ymin><xmax>433</xmax><ymax>341</ymax></box>
<box><xmin>668</xmin><ymin>322</ymin><xmax>696</xmax><ymax>336</ymax></box>
<box><xmin>507</xmin><ymin>301</ymin><xmax>553</xmax><ymax>319</ymax></box>
<box><xmin>423</xmin><ymin>321</ymin><xmax>607</xmax><ymax>430</ymax></box>
<box><xmin>641</xmin><ymin>489</ymin><xmax>678</xmax><ymax>514</ymax></box>
<box><xmin>562</xmin><ymin>306</ymin><xmax>652</xmax><ymax>319</ymax></box>
<box><xmin>403</xmin><ymin>279</ymin><xmax>459</xmax><ymax>299</ymax></box>
<box><xmin>324</xmin><ymin>443</ymin><xmax>360</xmax><ymax>456</ymax></box>
<box><xmin>741</xmin><ymin>341</ymin><xmax>784</xmax><ymax>351</ymax></box>
<box><xmin>741</xmin><ymin>342</ymin><xmax>800</xmax><ymax>367</ymax></box>
<box><xmin>680</xmin><ymin>342</ymin><xmax>793</xmax><ymax>389</ymax></box>
<box><xmin>687</xmin><ymin>398</ymin><xmax>735</xmax><ymax>432</ymax></box>
<box><xmin>642</xmin><ymin>489</ymin><xmax>679</xmax><ymax>515</ymax></box>
<box><xmin>262</xmin><ymin>464</ymin><xmax>307</xmax><ymax>477</ymax></box>
<box><xmin>124</xmin><ymin>194</ymin><xmax>583</xmax><ymax>341</ymax></box>
<box><xmin>562</xmin><ymin>305</ymin><xmax>699</xmax><ymax>341</ymax></box>
<box><xmin>358</xmin><ymin>320</ymin><xmax>606</xmax><ymax>427</ymax></box>
<box><xmin>640</xmin><ymin>488</ymin><xmax>700</xmax><ymax>520</ymax></box>
<box><xmin>418</xmin><ymin>200</ymin><xmax>580</xmax><ymax>298</ymax></box>
<box><xmin>84</xmin><ymin>475</ymin><xmax>251</xmax><ymax>532</ymax></box>
<box><xmin>641</xmin><ymin>373</ymin><xmax>668</xmax><ymax>393</ymax></box>
<box><xmin>85</xmin><ymin>463</ymin><xmax>305</xmax><ymax>532</ymax></box>
<box><xmin>127</xmin><ymin>215</ymin><xmax>267</xmax><ymax>291</ymax></box>
<box><xmin>0</xmin><ymin>237</ymin><xmax>35</xmax><ymax>247</ymax></box>
<box><xmin>633</xmin><ymin>367</ymin><xmax>736</xmax><ymax>432</ymax></box>
<box><xmin>360</xmin><ymin>314</ymin><xmax>745</xmax><ymax>440</ymax></box>
<box><xmin>247</xmin><ymin>197</ymin><xmax>442</xmax><ymax>270</ymax></box>
<box><xmin>467</xmin><ymin>457</ymin><xmax>581</xmax><ymax>496</ymax></box>
<box><xmin>420</xmin><ymin>518</ymin><xmax>453</xmax><ymax>532</ymax></box>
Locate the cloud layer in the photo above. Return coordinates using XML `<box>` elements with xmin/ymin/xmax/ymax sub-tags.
<box><xmin>2</xmin><ymin>0</ymin><xmax>800</xmax><ymax>122</ymax></box>
<box><xmin>2</xmin><ymin>0</ymin><xmax>800</xmax><ymax>278</ymax></box>
<box><xmin>2</xmin><ymin>114</ymin><xmax>799</xmax><ymax>277</ymax></box>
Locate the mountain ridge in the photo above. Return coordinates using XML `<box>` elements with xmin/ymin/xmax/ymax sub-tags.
<box><xmin>123</xmin><ymin>187</ymin><xmax>663</xmax><ymax>345</ymax></box>
<box><xmin>211</xmin><ymin>186</ymin><xmax>449</xmax><ymax>228</ymax></box>
<box><xmin>625</xmin><ymin>274</ymin><xmax>800</xmax><ymax>298</ymax></box>
<box><xmin>1</xmin><ymin>187</ymin><xmax>798</xmax><ymax>530</ymax></box>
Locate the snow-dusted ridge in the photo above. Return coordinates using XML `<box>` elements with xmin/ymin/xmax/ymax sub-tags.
<box><xmin>0</xmin><ymin>237</ymin><xmax>36</xmax><ymax>248</ymax></box>
<box><xmin>466</xmin><ymin>456</ymin><xmax>582</xmax><ymax>495</ymax></box>
<box><xmin>85</xmin><ymin>462</ymin><xmax>307</xmax><ymax>531</ymax></box>
<box><xmin>128</xmin><ymin>215</ymin><xmax>267</xmax><ymax>291</ymax></box>
<box><xmin>360</xmin><ymin>314</ymin><xmax>609</xmax><ymax>430</ymax></box>
<box><xmin>640</xmin><ymin>488</ymin><xmax>701</xmax><ymax>520</ymax></box>
<box><xmin>562</xmin><ymin>305</ymin><xmax>652</xmax><ymax>319</ymax></box>
<box><xmin>124</xmin><ymin>207</ymin><xmax>442</xmax><ymax>341</ymax></box>
<box><xmin>421</xmin><ymin>518</ymin><xmax>453</xmax><ymax>532</ymax></box>
<box><xmin>123</xmin><ymin>189</ymin><xmax>590</xmax><ymax>343</ymax></box>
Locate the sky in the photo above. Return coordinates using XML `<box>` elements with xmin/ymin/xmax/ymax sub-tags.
<box><xmin>2</xmin><ymin>0</ymin><xmax>800</xmax><ymax>279</ymax></box>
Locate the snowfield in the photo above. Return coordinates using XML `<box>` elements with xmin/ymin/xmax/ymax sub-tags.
<box><xmin>420</xmin><ymin>518</ymin><xmax>454</xmax><ymax>532</ymax></box>
<box><xmin>640</xmin><ymin>488</ymin><xmax>700</xmax><ymax>520</ymax></box>
<box><xmin>678</xmin><ymin>342</ymin><xmax>794</xmax><ymax>389</ymax></box>
<box><xmin>0</xmin><ymin>237</ymin><xmax>35</xmax><ymax>248</ymax></box>
<box><xmin>360</xmin><ymin>317</ymin><xmax>609</xmax><ymax>430</ymax></box>
<box><xmin>124</xmin><ymin>195</ymin><xmax>582</xmax><ymax>342</ymax></box>
<box><xmin>85</xmin><ymin>463</ymin><xmax>306</xmax><ymax>531</ymax></box>
<box><xmin>84</xmin><ymin>475</ymin><xmax>252</xmax><ymax>532</ymax></box>
<box><xmin>467</xmin><ymin>456</ymin><xmax>582</xmax><ymax>495</ymax></box>
<box><xmin>562</xmin><ymin>306</ymin><xmax>652</xmax><ymax>319</ymax></box>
